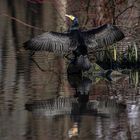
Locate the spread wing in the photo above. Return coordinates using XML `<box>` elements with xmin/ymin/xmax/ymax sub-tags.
<box><xmin>82</xmin><ymin>24</ymin><xmax>125</xmax><ymax>48</ymax></box>
<box><xmin>23</xmin><ymin>32</ymin><xmax>78</xmax><ymax>54</ymax></box>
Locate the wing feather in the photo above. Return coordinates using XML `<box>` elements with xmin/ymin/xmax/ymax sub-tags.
<box><xmin>82</xmin><ymin>24</ymin><xmax>124</xmax><ymax>48</ymax></box>
<box><xmin>23</xmin><ymin>32</ymin><xmax>77</xmax><ymax>54</ymax></box>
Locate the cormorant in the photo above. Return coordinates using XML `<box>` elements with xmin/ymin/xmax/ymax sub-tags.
<box><xmin>23</xmin><ymin>14</ymin><xmax>124</xmax><ymax>71</ymax></box>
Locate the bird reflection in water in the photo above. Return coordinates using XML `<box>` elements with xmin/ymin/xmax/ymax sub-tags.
<box><xmin>25</xmin><ymin>73</ymin><xmax>94</xmax><ymax>115</ymax></box>
<box><xmin>25</xmin><ymin>69</ymin><xmax>126</xmax><ymax>138</ymax></box>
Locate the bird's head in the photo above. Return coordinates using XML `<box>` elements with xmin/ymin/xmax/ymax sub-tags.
<box><xmin>65</xmin><ymin>14</ymin><xmax>79</xmax><ymax>29</ymax></box>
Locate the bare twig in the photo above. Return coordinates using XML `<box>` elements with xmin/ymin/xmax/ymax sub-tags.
<box><xmin>0</xmin><ymin>13</ymin><xmax>46</xmax><ymax>32</ymax></box>
<box><xmin>115</xmin><ymin>5</ymin><xmax>134</xmax><ymax>20</ymax></box>
<box><xmin>31</xmin><ymin>57</ymin><xmax>47</xmax><ymax>72</ymax></box>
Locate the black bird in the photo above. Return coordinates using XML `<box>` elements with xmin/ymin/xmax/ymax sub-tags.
<box><xmin>24</xmin><ymin>14</ymin><xmax>124</xmax><ymax>72</ymax></box>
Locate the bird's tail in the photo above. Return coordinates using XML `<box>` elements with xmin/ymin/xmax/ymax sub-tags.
<box><xmin>77</xmin><ymin>55</ymin><xmax>91</xmax><ymax>71</ymax></box>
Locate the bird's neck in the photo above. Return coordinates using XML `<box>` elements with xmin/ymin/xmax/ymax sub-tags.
<box><xmin>70</xmin><ymin>26</ymin><xmax>79</xmax><ymax>31</ymax></box>
<box><xmin>71</xmin><ymin>22</ymin><xmax>79</xmax><ymax>30</ymax></box>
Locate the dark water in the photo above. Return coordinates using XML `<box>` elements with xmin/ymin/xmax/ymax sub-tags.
<box><xmin>0</xmin><ymin>1</ymin><xmax>140</xmax><ymax>140</ymax></box>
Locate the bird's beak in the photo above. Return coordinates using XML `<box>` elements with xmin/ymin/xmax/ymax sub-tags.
<box><xmin>65</xmin><ymin>14</ymin><xmax>75</xmax><ymax>21</ymax></box>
